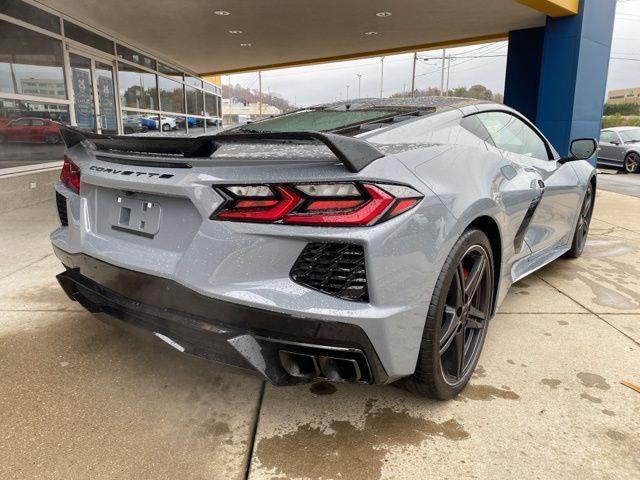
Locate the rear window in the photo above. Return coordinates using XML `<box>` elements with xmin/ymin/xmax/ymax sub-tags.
<box><xmin>238</xmin><ymin>110</ymin><xmax>397</xmax><ymax>133</ymax></box>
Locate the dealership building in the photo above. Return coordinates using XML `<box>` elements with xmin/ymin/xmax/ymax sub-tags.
<box><xmin>0</xmin><ymin>0</ymin><xmax>222</xmax><ymax>136</ymax></box>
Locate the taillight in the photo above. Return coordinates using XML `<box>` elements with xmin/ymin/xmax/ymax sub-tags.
<box><xmin>60</xmin><ymin>155</ymin><xmax>80</xmax><ymax>193</ymax></box>
<box><xmin>211</xmin><ymin>182</ymin><xmax>422</xmax><ymax>226</ymax></box>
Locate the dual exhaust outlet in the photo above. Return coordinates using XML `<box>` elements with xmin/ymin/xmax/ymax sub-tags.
<box><xmin>278</xmin><ymin>350</ymin><xmax>365</xmax><ymax>383</ymax></box>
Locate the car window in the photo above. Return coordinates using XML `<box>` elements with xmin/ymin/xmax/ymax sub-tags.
<box><xmin>600</xmin><ymin>131</ymin><xmax>618</xmax><ymax>143</ymax></box>
<box><xmin>460</xmin><ymin>115</ymin><xmax>495</xmax><ymax>145</ymax></box>
<box><xmin>31</xmin><ymin>119</ymin><xmax>46</xmax><ymax>126</ymax></box>
<box><xmin>12</xmin><ymin>118</ymin><xmax>31</xmax><ymax>126</ymax></box>
<box><xmin>619</xmin><ymin>129</ymin><xmax>640</xmax><ymax>144</ymax></box>
<box><xmin>476</xmin><ymin>111</ymin><xmax>550</xmax><ymax>160</ymax></box>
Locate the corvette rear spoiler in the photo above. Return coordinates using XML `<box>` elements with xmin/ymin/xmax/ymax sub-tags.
<box><xmin>57</xmin><ymin>124</ymin><xmax>385</xmax><ymax>173</ymax></box>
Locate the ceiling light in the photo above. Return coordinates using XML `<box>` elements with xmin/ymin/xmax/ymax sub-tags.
<box><xmin>228</xmin><ymin>30</ymin><xmax>243</xmax><ymax>34</ymax></box>
<box><xmin>376</xmin><ymin>11</ymin><xmax>392</xmax><ymax>17</ymax></box>
<box><xmin>214</xmin><ymin>10</ymin><xmax>230</xmax><ymax>15</ymax></box>
<box><xmin>364</xmin><ymin>31</ymin><xmax>378</xmax><ymax>35</ymax></box>
<box><xmin>240</xmin><ymin>43</ymin><xmax>252</xmax><ymax>47</ymax></box>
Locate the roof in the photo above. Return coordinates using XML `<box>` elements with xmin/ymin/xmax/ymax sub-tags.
<box><xmin>312</xmin><ymin>96</ymin><xmax>492</xmax><ymax>112</ymax></box>
<box><xmin>603</xmin><ymin>126</ymin><xmax>640</xmax><ymax>131</ymax></box>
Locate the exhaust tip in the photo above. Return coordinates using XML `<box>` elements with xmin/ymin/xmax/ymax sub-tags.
<box><xmin>279</xmin><ymin>350</ymin><xmax>320</xmax><ymax>379</ymax></box>
<box><xmin>318</xmin><ymin>356</ymin><xmax>362</xmax><ymax>383</ymax></box>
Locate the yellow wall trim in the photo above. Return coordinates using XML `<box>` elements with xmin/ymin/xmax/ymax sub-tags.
<box><xmin>515</xmin><ymin>0</ymin><xmax>579</xmax><ymax>17</ymax></box>
<box><xmin>199</xmin><ymin>33</ymin><xmax>508</xmax><ymax>76</ymax></box>
<box><xmin>202</xmin><ymin>74</ymin><xmax>222</xmax><ymax>86</ymax></box>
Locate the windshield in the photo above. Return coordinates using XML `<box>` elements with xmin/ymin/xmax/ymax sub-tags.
<box><xmin>237</xmin><ymin>109</ymin><xmax>400</xmax><ymax>133</ymax></box>
<box><xmin>620</xmin><ymin>129</ymin><xmax>640</xmax><ymax>143</ymax></box>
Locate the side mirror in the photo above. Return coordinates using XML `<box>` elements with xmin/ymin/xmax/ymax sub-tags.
<box><xmin>558</xmin><ymin>138</ymin><xmax>597</xmax><ymax>164</ymax></box>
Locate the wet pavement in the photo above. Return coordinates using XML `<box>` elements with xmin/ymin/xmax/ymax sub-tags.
<box><xmin>1</xmin><ymin>188</ymin><xmax>639</xmax><ymax>479</ymax></box>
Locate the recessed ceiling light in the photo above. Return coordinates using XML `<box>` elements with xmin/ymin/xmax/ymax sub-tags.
<box><xmin>228</xmin><ymin>30</ymin><xmax>243</xmax><ymax>34</ymax></box>
<box><xmin>214</xmin><ymin>10</ymin><xmax>230</xmax><ymax>15</ymax></box>
<box><xmin>376</xmin><ymin>11</ymin><xmax>392</xmax><ymax>17</ymax></box>
<box><xmin>240</xmin><ymin>43</ymin><xmax>252</xmax><ymax>47</ymax></box>
<box><xmin>364</xmin><ymin>31</ymin><xmax>378</xmax><ymax>35</ymax></box>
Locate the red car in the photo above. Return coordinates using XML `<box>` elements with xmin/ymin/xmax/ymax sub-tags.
<box><xmin>0</xmin><ymin>117</ymin><xmax>61</xmax><ymax>144</ymax></box>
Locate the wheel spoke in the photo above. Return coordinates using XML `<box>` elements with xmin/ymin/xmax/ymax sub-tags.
<box><xmin>454</xmin><ymin>329</ymin><xmax>465</xmax><ymax>378</ymax></box>
<box><xmin>464</xmin><ymin>255</ymin><xmax>486</xmax><ymax>301</ymax></box>
<box><xmin>468</xmin><ymin>304</ymin><xmax>485</xmax><ymax>320</ymax></box>
<box><xmin>440</xmin><ymin>306</ymin><xmax>460</xmax><ymax>353</ymax></box>
<box><xmin>454</xmin><ymin>264</ymin><xmax>465</xmax><ymax>307</ymax></box>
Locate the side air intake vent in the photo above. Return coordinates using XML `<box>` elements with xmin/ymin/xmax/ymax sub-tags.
<box><xmin>56</xmin><ymin>192</ymin><xmax>68</xmax><ymax>226</ymax></box>
<box><xmin>290</xmin><ymin>243</ymin><xmax>368</xmax><ymax>302</ymax></box>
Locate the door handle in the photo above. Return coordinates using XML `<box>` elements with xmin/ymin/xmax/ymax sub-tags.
<box><xmin>537</xmin><ymin>179</ymin><xmax>546</xmax><ymax>190</ymax></box>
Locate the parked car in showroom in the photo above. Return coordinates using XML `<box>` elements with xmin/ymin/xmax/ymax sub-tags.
<box><xmin>52</xmin><ymin>97</ymin><xmax>597</xmax><ymax>400</ymax></box>
<box><xmin>0</xmin><ymin>117</ymin><xmax>61</xmax><ymax>144</ymax></box>
<box><xmin>597</xmin><ymin>127</ymin><xmax>640</xmax><ymax>173</ymax></box>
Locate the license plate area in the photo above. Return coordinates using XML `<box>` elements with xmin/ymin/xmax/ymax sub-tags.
<box><xmin>110</xmin><ymin>195</ymin><xmax>161</xmax><ymax>238</ymax></box>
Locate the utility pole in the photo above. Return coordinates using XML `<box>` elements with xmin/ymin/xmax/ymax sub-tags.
<box><xmin>356</xmin><ymin>74</ymin><xmax>362</xmax><ymax>99</ymax></box>
<box><xmin>380</xmin><ymin>56</ymin><xmax>385</xmax><ymax>98</ymax></box>
<box><xmin>445</xmin><ymin>56</ymin><xmax>452</xmax><ymax>96</ymax></box>
<box><xmin>258</xmin><ymin>71</ymin><xmax>263</xmax><ymax>116</ymax></box>
<box><xmin>346</xmin><ymin>84</ymin><xmax>350</xmax><ymax>101</ymax></box>
<box><xmin>402</xmin><ymin>83</ymin><xmax>407</xmax><ymax>95</ymax></box>
<box><xmin>440</xmin><ymin>49</ymin><xmax>447</xmax><ymax>95</ymax></box>
<box><xmin>410</xmin><ymin>52</ymin><xmax>417</xmax><ymax>97</ymax></box>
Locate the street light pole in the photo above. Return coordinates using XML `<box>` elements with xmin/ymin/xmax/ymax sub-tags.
<box><xmin>440</xmin><ymin>49</ymin><xmax>446</xmax><ymax>95</ymax></box>
<box><xmin>346</xmin><ymin>84</ymin><xmax>350</xmax><ymax>101</ymax></box>
<box><xmin>258</xmin><ymin>71</ymin><xmax>263</xmax><ymax>116</ymax></box>
<box><xmin>410</xmin><ymin>52</ymin><xmax>417</xmax><ymax>97</ymax></box>
<box><xmin>356</xmin><ymin>74</ymin><xmax>362</xmax><ymax>99</ymax></box>
<box><xmin>380</xmin><ymin>56</ymin><xmax>385</xmax><ymax>98</ymax></box>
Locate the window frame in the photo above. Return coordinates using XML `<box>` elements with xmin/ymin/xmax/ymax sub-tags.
<box><xmin>464</xmin><ymin>109</ymin><xmax>554</xmax><ymax>161</ymax></box>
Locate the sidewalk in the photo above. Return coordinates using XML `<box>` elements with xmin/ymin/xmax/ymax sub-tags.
<box><xmin>1</xmin><ymin>189</ymin><xmax>638</xmax><ymax>480</ymax></box>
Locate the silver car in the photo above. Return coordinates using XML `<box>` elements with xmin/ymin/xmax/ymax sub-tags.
<box><xmin>52</xmin><ymin>97</ymin><xmax>596</xmax><ymax>400</ymax></box>
<box><xmin>597</xmin><ymin>127</ymin><xmax>640</xmax><ymax>173</ymax></box>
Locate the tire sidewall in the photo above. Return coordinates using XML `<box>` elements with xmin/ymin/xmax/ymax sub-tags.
<box><xmin>426</xmin><ymin>229</ymin><xmax>494</xmax><ymax>399</ymax></box>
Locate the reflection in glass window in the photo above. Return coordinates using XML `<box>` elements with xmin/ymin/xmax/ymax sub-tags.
<box><xmin>205</xmin><ymin>93</ymin><xmax>219</xmax><ymax>117</ymax></box>
<box><xmin>69</xmin><ymin>54</ymin><xmax>95</xmax><ymax>131</ymax></box>
<box><xmin>0</xmin><ymin>98</ymin><xmax>70</xmax><ymax>124</ymax></box>
<box><xmin>117</xmin><ymin>45</ymin><xmax>156</xmax><ymax>70</ymax></box>
<box><xmin>186</xmin><ymin>85</ymin><xmax>203</xmax><ymax>115</ymax></box>
<box><xmin>63</xmin><ymin>21</ymin><xmax>114</xmax><ymax>55</ymax></box>
<box><xmin>0</xmin><ymin>0</ymin><xmax>61</xmax><ymax>34</ymax></box>
<box><xmin>121</xmin><ymin>111</ymin><xmax>149</xmax><ymax>135</ymax></box>
<box><xmin>0</xmin><ymin>20</ymin><xmax>66</xmax><ymax>99</ymax></box>
<box><xmin>158</xmin><ymin>63</ymin><xmax>183</xmax><ymax>82</ymax></box>
<box><xmin>477</xmin><ymin>111</ymin><xmax>549</xmax><ymax>160</ymax></box>
<box><xmin>159</xmin><ymin>76</ymin><xmax>184</xmax><ymax>113</ymax></box>
<box><xmin>185</xmin><ymin>75</ymin><xmax>202</xmax><ymax>89</ymax></box>
<box><xmin>118</xmin><ymin>62</ymin><xmax>157</xmax><ymax>110</ymax></box>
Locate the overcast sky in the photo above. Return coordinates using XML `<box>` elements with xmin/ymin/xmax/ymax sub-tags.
<box><xmin>225</xmin><ymin>1</ymin><xmax>640</xmax><ymax>107</ymax></box>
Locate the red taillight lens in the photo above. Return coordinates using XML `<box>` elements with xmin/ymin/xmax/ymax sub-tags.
<box><xmin>60</xmin><ymin>155</ymin><xmax>80</xmax><ymax>193</ymax></box>
<box><xmin>212</xmin><ymin>182</ymin><xmax>422</xmax><ymax>226</ymax></box>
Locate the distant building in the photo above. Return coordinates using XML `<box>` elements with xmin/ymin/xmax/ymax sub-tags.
<box><xmin>607</xmin><ymin>87</ymin><xmax>640</xmax><ymax>105</ymax></box>
<box><xmin>222</xmin><ymin>98</ymin><xmax>281</xmax><ymax>124</ymax></box>
<box><xmin>20</xmin><ymin>78</ymin><xmax>67</xmax><ymax>98</ymax></box>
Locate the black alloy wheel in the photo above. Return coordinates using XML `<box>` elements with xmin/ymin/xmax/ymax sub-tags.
<box><xmin>624</xmin><ymin>153</ymin><xmax>639</xmax><ymax>174</ymax></box>
<box><xmin>402</xmin><ymin>228</ymin><xmax>494</xmax><ymax>400</ymax></box>
<box><xmin>565</xmin><ymin>183</ymin><xmax>594</xmax><ymax>258</ymax></box>
<box><xmin>439</xmin><ymin>245</ymin><xmax>492</xmax><ymax>385</ymax></box>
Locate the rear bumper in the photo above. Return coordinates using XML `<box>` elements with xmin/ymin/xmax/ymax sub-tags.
<box><xmin>53</xmin><ymin>246</ymin><xmax>389</xmax><ymax>385</ymax></box>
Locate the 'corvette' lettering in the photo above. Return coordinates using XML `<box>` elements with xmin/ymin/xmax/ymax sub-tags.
<box><xmin>89</xmin><ymin>165</ymin><xmax>173</xmax><ymax>179</ymax></box>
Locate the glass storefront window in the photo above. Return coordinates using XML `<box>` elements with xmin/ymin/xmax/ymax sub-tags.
<box><xmin>185</xmin><ymin>75</ymin><xmax>202</xmax><ymax>89</ymax></box>
<box><xmin>0</xmin><ymin>20</ymin><xmax>66</xmax><ymax>99</ymax></box>
<box><xmin>63</xmin><ymin>21</ymin><xmax>114</xmax><ymax>55</ymax></box>
<box><xmin>158</xmin><ymin>76</ymin><xmax>184</xmax><ymax>113</ymax></box>
<box><xmin>118</xmin><ymin>62</ymin><xmax>158</xmax><ymax>111</ymax></box>
<box><xmin>185</xmin><ymin>85</ymin><xmax>203</xmax><ymax>115</ymax></box>
<box><xmin>121</xmin><ymin>111</ymin><xmax>148</xmax><ymax>135</ymax></box>
<box><xmin>117</xmin><ymin>45</ymin><xmax>156</xmax><ymax>70</ymax></box>
<box><xmin>204</xmin><ymin>92</ymin><xmax>218</xmax><ymax>117</ymax></box>
<box><xmin>158</xmin><ymin>63</ymin><xmax>182</xmax><ymax>82</ymax></box>
<box><xmin>95</xmin><ymin>61</ymin><xmax>117</xmax><ymax>134</ymax></box>
<box><xmin>0</xmin><ymin>0</ymin><xmax>61</xmax><ymax>34</ymax></box>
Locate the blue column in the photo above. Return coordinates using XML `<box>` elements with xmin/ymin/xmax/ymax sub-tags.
<box><xmin>504</xmin><ymin>0</ymin><xmax>616</xmax><ymax>161</ymax></box>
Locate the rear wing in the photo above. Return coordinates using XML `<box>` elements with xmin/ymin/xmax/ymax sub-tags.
<box><xmin>57</xmin><ymin>125</ymin><xmax>385</xmax><ymax>173</ymax></box>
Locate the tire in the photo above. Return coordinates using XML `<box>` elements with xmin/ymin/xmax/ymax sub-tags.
<box><xmin>123</xmin><ymin>127</ymin><xmax>134</xmax><ymax>134</ymax></box>
<box><xmin>162</xmin><ymin>123</ymin><xmax>171</xmax><ymax>132</ymax></box>
<box><xmin>564</xmin><ymin>182</ymin><xmax>594</xmax><ymax>258</ymax></box>
<box><xmin>0</xmin><ymin>133</ymin><xmax>6</xmax><ymax>143</ymax></box>
<box><xmin>623</xmin><ymin>153</ymin><xmax>639</xmax><ymax>174</ymax></box>
<box><xmin>402</xmin><ymin>228</ymin><xmax>494</xmax><ymax>400</ymax></box>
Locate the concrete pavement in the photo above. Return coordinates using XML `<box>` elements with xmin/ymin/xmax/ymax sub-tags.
<box><xmin>1</xmin><ymin>188</ymin><xmax>639</xmax><ymax>479</ymax></box>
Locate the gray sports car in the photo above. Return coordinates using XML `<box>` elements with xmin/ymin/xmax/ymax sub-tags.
<box><xmin>52</xmin><ymin>97</ymin><xmax>597</xmax><ymax>400</ymax></box>
<box><xmin>598</xmin><ymin>127</ymin><xmax>640</xmax><ymax>173</ymax></box>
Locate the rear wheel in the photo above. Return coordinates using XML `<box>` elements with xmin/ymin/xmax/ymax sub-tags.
<box><xmin>564</xmin><ymin>183</ymin><xmax>594</xmax><ymax>258</ymax></box>
<box><xmin>0</xmin><ymin>133</ymin><xmax>5</xmax><ymax>143</ymax></box>
<box><xmin>402</xmin><ymin>228</ymin><xmax>494</xmax><ymax>400</ymax></box>
<box><xmin>162</xmin><ymin>123</ymin><xmax>171</xmax><ymax>132</ymax></box>
<box><xmin>44</xmin><ymin>133</ymin><xmax>60</xmax><ymax>144</ymax></box>
<box><xmin>624</xmin><ymin>153</ymin><xmax>639</xmax><ymax>174</ymax></box>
